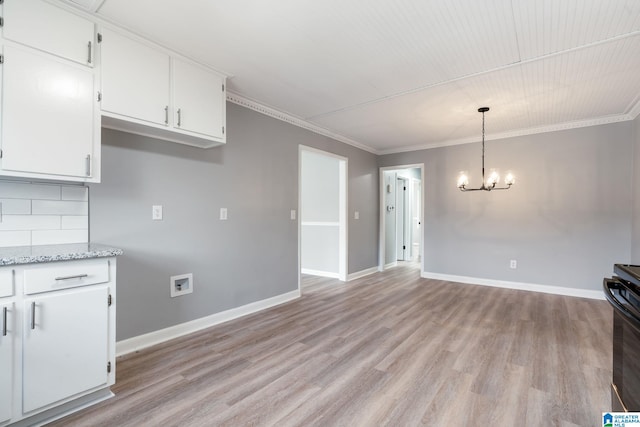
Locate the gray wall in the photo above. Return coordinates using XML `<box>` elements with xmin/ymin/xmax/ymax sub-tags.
<box><xmin>380</xmin><ymin>122</ymin><xmax>634</xmax><ymax>291</ymax></box>
<box><xmin>90</xmin><ymin>102</ymin><xmax>378</xmax><ymax>341</ymax></box>
<box><xmin>633</xmin><ymin>114</ymin><xmax>640</xmax><ymax>263</ymax></box>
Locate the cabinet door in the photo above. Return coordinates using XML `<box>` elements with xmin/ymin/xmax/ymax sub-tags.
<box><xmin>100</xmin><ymin>28</ymin><xmax>170</xmax><ymax>126</ymax></box>
<box><xmin>173</xmin><ymin>58</ymin><xmax>226</xmax><ymax>140</ymax></box>
<box><xmin>0</xmin><ymin>301</ymin><xmax>13</xmax><ymax>424</ymax></box>
<box><xmin>23</xmin><ymin>286</ymin><xmax>109</xmax><ymax>414</ymax></box>
<box><xmin>1</xmin><ymin>44</ymin><xmax>97</xmax><ymax>180</ymax></box>
<box><xmin>3</xmin><ymin>0</ymin><xmax>95</xmax><ymax>66</ymax></box>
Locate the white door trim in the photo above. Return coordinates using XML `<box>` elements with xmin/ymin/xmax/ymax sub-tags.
<box><xmin>379</xmin><ymin>163</ymin><xmax>424</xmax><ymax>273</ymax></box>
<box><xmin>298</xmin><ymin>145</ymin><xmax>349</xmax><ymax>293</ymax></box>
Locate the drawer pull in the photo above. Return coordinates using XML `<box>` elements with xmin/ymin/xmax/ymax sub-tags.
<box><xmin>31</xmin><ymin>302</ymin><xmax>36</xmax><ymax>330</ymax></box>
<box><xmin>55</xmin><ymin>274</ymin><xmax>88</xmax><ymax>281</ymax></box>
<box><xmin>2</xmin><ymin>307</ymin><xmax>7</xmax><ymax>336</ymax></box>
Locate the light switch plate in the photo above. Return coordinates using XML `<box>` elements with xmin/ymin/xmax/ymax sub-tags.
<box><xmin>152</xmin><ymin>205</ymin><xmax>163</xmax><ymax>220</ymax></box>
<box><xmin>354</xmin><ymin>211</ymin><xmax>360</xmax><ymax>220</ymax></box>
<box><xmin>220</xmin><ymin>208</ymin><xmax>228</xmax><ymax>220</ymax></box>
<box><xmin>291</xmin><ymin>210</ymin><xmax>296</xmax><ymax>220</ymax></box>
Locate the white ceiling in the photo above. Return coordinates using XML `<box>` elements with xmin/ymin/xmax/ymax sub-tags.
<box><xmin>82</xmin><ymin>0</ymin><xmax>640</xmax><ymax>154</ymax></box>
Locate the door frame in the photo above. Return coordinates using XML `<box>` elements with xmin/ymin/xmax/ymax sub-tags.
<box><xmin>298</xmin><ymin>145</ymin><xmax>348</xmax><ymax>292</ymax></box>
<box><xmin>379</xmin><ymin>163</ymin><xmax>424</xmax><ymax>272</ymax></box>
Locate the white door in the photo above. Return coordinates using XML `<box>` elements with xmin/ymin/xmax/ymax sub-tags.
<box><xmin>100</xmin><ymin>28</ymin><xmax>170</xmax><ymax>126</ymax></box>
<box><xmin>173</xmin><ymin>58</ymin><xmax>225</xmax><ymax>139</ymax></box>
<box><xmin>23</xmin><ymin>286</ymin><xmax>109</xmax><ymax>413</ymax></box>
<box><xmin>3</xmin><ymin>0</ymin><xmax>95</xmax><ymax>66</ymax></box>
<box><xmin>1</xmin><ymin>44</ymin><xmax>96</xmax><ymax>179</ymax></box>
<box><xmin>0</xmin><ymin>301</ymin><xmax>13</xmax><ymax>423</ymax></box>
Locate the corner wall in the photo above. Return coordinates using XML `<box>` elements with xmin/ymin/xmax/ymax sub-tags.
<box><xmin>90</xmin><ymin>102</ymin><xmax>378</xmax><ymax>341</ymax></box>
<box><xmin>379</xmin><ymin>122</ymin><xmax>633</xmax><ymax>291</ymax></box>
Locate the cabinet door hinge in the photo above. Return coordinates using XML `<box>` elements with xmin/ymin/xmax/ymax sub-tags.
<box><xmin>97</xmin><ymin>33</ymin><xmax>103</xmax><ymax>43</ymax></box>
<box><xmin>0</xmin><ymin>55</ymin><xmax>3</xmax><ymax>65</ymax></box>
<box><xmin>222</xmin><ymin>126</ymin><xmax>225</xmax><ymax>134</ymax></box>
<box><xmin>222</xmin><ymin>83</ymin><xmax>225</xmax><ymax>92</ymax></box>
<box><xmin>97</xmin><ymin>91</ymin><xmax>102</xmax><ymax>102</ymax></box>
<box><xmin>403</xmin><ymin>245</ymin><xmax>406</xmax><ymax>250</ymax></box>
<box><xmin>107</xmin><ymin>361</ymin><xmax>112</xmax><ymax>373</ymax></box>
<box><xmin>0</xmin><ymin>17</ymin><xmax>4</xmax><ymax>27</ymax></box>
<box><xmin>0</xmin><ymin>149</ymin><xmax>3</xmax><ymax>159</ymax></box>
<box><xmin>108</xmin><ymin>294</ymin><xmax>112</xmax><ymax>306</ymax></box>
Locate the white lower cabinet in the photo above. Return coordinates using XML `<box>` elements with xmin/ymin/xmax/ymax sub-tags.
<box><xmin>23</xmin><ymin>286</ymin><xmax>109</xmax><ymax>413</ymax></box>
<box><xmin>0</xmin><ymin>258</ymin><xmax>116</xmax><ymax>426</ymax></box>
<box><xmin>0</xmin><ymin>300</ymin><xmax>14</xmax><ymax>424</ymax></box>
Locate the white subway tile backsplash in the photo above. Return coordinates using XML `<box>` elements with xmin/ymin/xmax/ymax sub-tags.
<box><xmin>32</xmin><ymin>200</ymin><xmax>88</xmax><ymax>216</ymax></box>
<box><xmin>0</xmin><ymin>199</ymin><xmax>31</xmax><ymax>214</ymax></box>
<box><xmin>0</xmin><ymin>181</ymin><xmax>89</xmax><ymax>246</ymax></box>
<box><xmin>32</xmin><ymin>229</ymin><xmax>88</xmax><ymax>246</ymax></box>
<box><xmin>0</xmin><ymin>181</ymin><xmax>61</xmax><ymax>200</ymax></box>
<box><xmin>0</xmin><ymin>215</ymin><xmax>60</xmax><ymax>231</ymax></box>
<box><xmin>61</xmin><ymin>215</ymin><xmax>88</xmax><ymax>230</ymax></box>
<box><xmin>61</xmin><ymin>186</ymin><xmax>88</xmax><ymax>201</ymax></box>
<box><xmin>0</xmin><ymin>231</ymin><xmax>31</xmax><ymax>247</ymax></box>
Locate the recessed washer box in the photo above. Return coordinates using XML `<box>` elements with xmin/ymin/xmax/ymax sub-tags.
<box><xmin>170</xmin><ymin>273</ymin><xmax>193</xmax><ymax>298</ymax></box>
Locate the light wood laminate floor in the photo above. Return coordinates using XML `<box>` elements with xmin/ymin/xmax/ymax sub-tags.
<box><xmin>50</xmin><ymin>263</ymin><xmax>612</xmax><ymax>426</ymax></box>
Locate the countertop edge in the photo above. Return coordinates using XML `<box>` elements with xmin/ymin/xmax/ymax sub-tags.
<box><xmin>0</xmin><ymin>244</ymin><xmax>124</xmax><ymax>267</ymax></box>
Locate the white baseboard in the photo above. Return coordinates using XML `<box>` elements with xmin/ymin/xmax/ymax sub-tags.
<box><xmin>384</xmin><ymin>262</ymin><xmax>397</xmax><ymax>270</ymax></box>
<box><xmin>116</xmin><ymin>289</ymin><xmax>301</xmax><ymax>357</ymax></box>
<box><xmin>301</xmin><ymin>268</ymin><xmax>341</xmax><ymax>279</ymax></box>
<box><xmin>421</xmin><ymin>271</ymin><xmax>605</xmax><ymax>300</ymax></box>
<box><xmin>347</xmin><ymin>267</ymin><xmax>379</xmax><ymax>281</ymax></box>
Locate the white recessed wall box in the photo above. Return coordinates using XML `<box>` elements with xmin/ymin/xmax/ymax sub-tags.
<box><xmin>170</xmin><ymin>273</ymin><xmax>193</xmax><ymax>297</ymax></box>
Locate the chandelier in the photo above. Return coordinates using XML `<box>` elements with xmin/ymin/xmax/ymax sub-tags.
<box><xmin>457</xmin><ymin>107</ymin><xmax>514</xmax><ymax>192</ymax></box>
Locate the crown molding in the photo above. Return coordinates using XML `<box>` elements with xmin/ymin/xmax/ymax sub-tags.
<box><xmin>226</xmin><ymin>92</ymin><xmax>379</xmax><ymax>154</ymax></box>
<box><xmin>227</xmin><ymin>92</ymin><xmax>637</xmax><ymax>156</ymax></box>
<box><xmin>377</xmin><ymin>113</ymin><xmax>635</xmax><ymax>155</ymax></box>
<box><xmin>628</xmin><ymin>98</ymin><xmax>640</xmax><ymax>120</ymax></box>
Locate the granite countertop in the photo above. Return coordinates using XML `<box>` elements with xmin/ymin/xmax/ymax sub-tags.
<box><xmin>0</xmin><ymin>243</ymin><xmax>123</xmax><ymax>266</ymax></box>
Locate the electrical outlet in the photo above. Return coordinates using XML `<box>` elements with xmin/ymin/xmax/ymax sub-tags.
<box><xmin>220</xmin><ymin>208</ymin><xmax>227</xmax><ymax>220</ymax></box>
<box><xmin>354</xmin><ymin>211</ymin><xmax>360</xmax><ymax>220</ymax></box>
<box><xmin>152</xmin><ymin>205</ymin><xmax>163</xmax><ymax>220</ymax></box>
<box><xmin>510</xmin><ymin>259</ymin><xmax>517</xmax><ymax>269</ymax></box>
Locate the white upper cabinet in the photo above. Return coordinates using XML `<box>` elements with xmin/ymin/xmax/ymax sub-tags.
<box><xmin>173</xmin><ymin>58</ymin><xmax>225</xmax><ymax>140</ymax></box>
<box><xmin>100</xmin><ymin>28</ymin><xmax>170</xmax><ymax>126</ymax></box>
<box><xmin>3</xmin><ymin>0</ymin><xmax>96</xmax><ymax>66</ymax></box>
<box><xmin>0</xmin><ymin>44</ymin><xmax>99</xmax><ymax>181</ymax></box>
<box><xmin>99</xmin><ymin>27</ymin><xmax>226</xmax><ymax>148</ymax></box>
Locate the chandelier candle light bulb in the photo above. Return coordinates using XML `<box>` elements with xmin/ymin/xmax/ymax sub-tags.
<box><xmin>457</xmin><ymin>107</ymin><xmax>515</xmax><ymax>192</ymax></box>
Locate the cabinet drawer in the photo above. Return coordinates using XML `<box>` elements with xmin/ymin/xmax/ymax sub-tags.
<box><xmin>23</xmin><ymin>259</ymin><xmax>109</xmax><ymax>295</ymax></box>
<box><xmin>0</xmin><ymin>269</ymin><xmax>13</xmax><ymax>298</ymax></box>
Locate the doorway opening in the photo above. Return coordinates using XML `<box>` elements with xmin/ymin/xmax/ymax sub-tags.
<box><xmin>299</xmin><ymin>146</ymin><xmax>348</xmax><ymax>290</ymax></box>
<box><xmin>379</xmin><ymin>164</ymin><xmax>424</xmax><ymax>272</ymax></box>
